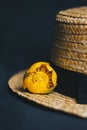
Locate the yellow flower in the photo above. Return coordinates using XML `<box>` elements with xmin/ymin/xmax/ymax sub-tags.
<box><xmin>23</xmin><ymin>61</ymin><xmax>58</xmax><ymax>94</ymax></box>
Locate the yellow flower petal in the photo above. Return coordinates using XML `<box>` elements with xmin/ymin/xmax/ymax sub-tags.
<box><xmin>23</xmin><ymin>61</ymin><xmax>58</xmax><ymax>94</ymax></box>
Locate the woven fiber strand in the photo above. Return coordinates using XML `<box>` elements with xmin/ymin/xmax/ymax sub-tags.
<box><xmin>56</xmin><ymin>15</ymin><xmax>87</xmax><ymax>25</ymax></box>
<box><xmin>54</xmin><ymin>32</ymin><xmax>87</xmax><ymax>42</ymax></box>
<box><xmin>52</xmin><ymin>45</ymin><xmax>87</xmax><ymax>61</ymax></box>
<box><xmin>53</xmin><ymin>40</ymin><xmax>87</xmax><ymax>54</ymax></box>
<box><xmin>55</xmin><ymin>23</ymin><xmax>87</xmax><ymax>35</ymax></box>
<box><xmin>51</xmin><ymin>55</ymin><xmax>87</xmax><ymax>74</ymax></box>
<box><xmin>58</xmin><ymin>6</ymin><xmax>87</xmax><ymax>18</ymax></box>
<box><xmin>51</xmin><ymin>6</ymin><xmax>87</xmax><ymax>74</ymax></box>
<box><xmin>56</xmin><ymin>7</ymin><xmax>87</xmax><ymax>24</ymax></box>
<box><xmin>8</xmin><ymin>71</ymin><xmax>87</xmax><ymax>118</ymax></box>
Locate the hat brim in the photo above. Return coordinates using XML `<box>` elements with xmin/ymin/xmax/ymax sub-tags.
<box><xmin>8</xmin><ymin>70</ymin><xmax>87</xmax><ymax>118</ymax></box>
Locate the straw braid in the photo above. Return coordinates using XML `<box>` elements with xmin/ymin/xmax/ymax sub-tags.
<box><xmin>53</xmin><ymin>32</ymin><xmax>87</xmax><ymax>42</ymax></box>
<box><xmin>56</xmin><ymin>7</ymin><xmax>87</xmax><ymax>24</ymax></box>
<box><xmin>55</xmin><ymin>23</ymin><xmax>87</xmax><ymax>35</ymax></box>
<box><xmin>53</xmin><ymin>40</ymin><xmax>87</xmax><ymax>54</ymax></box>
<box><xmin>51</xmin><ymin>55</ymin><xmax>87</xmax><ymax>74</ymax></box>
<box><xmin>51</xmin><ymin>45</ymin><xmax>87</xmax><ymax>62</ymax></box>
<box><xmin>8</xmin><ymin>71</ymin><xmax>87</xmax><ymax>118</ymax></box>
<box><xmin>58</xmin><ymin>6</ymin><xmax>87</xmax><ymax>18</ymax></box>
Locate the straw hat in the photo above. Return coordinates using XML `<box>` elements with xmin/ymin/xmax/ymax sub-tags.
<box><xmin>51</xmin><ymin>6</ymin><xmax>87</xmax><ymax>75</ymax></box>
<box><xmin>8</xmin><ymin>7</ymin><xmax>87</xmax><ymax>118</ymax></box>
<box><xmin>8</xmin><ymin>71</ymin><xmax>87</xmax><ymax>118</ymax></box>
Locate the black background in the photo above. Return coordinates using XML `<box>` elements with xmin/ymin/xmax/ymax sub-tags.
<box><xmin>1</xmin><ymin>0</ymin><xmax>87</xmax><ymax>130</ymax></box>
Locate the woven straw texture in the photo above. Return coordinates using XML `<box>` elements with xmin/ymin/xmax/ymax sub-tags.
<box><xmin>51</xmin><ymin>55</ymin><xmax>87</xmax><ymax>74</ymax></box>
<box><xmin>55</xmin><ymin>23</ymin><xmax>87</xmax><ymax>35</ymax></box>
<box><xmin>58</xmin><ymin>6</ymin><xmax>87</xmax><ymax>18</ymax></box>
<box><xmin>53</xmin><ymin>40</ymin><xmax>87</xmax><ymax>53</ymax></box>
<box><xmin>51</xmin><ymin>6</ymin><xmax>87</xmax><ymax>75</ymax></box>
<box><xmin>54</xmin><ymin>32</ymin><xmax>87</xmax><ymax>42</ymax></box>
<box><xmin>8</xmin><ymin>71</ymin><xmax>87</xmax><ymax>118</ymax></box>
<box><xmin>56</xmin><ymin>6</ymin><xmax>87</xmax><ymax>24</ymax></box>
<box><xmin>51</xmin><ymin>42</ymin><xmax>87</xmax><ymax>74</ymax></box>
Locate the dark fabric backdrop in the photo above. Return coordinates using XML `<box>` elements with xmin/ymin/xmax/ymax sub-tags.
<box><xmin>0</xmin><ymin>0</ymin><xmax>86</xmax><ymax>70</ymax></box>
<box><xmin>0</xmin><ymin>0</ymin><xmax>87</xmax><ymax>130</ymax></box>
